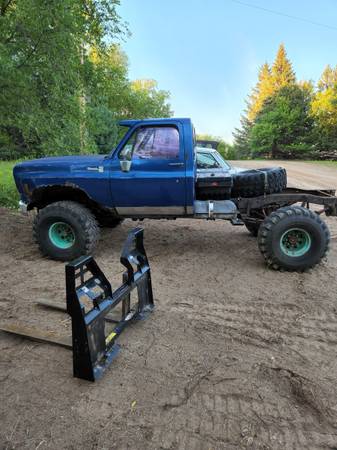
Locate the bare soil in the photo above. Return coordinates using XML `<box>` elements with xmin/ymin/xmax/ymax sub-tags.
<box><xmin>1</xmin><ymin>162</ymin><xmax>337</xmax><ymax>450</ymax></box>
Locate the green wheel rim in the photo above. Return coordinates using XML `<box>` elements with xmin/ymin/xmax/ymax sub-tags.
<box><xmin>48</xmin><ymin>222</ymin><xmax>75</xmax><ymax>249</ymax></box>
<box><xmin>280</xmin><ymin>228</ymin><xmax>312</xmax><ymax>257</ymax></box>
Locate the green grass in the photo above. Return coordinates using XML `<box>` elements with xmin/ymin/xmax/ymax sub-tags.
<box><xmin>0</xmin><ymin>161</ymin><xmax>20</xmax><ymax>208</ymax></box>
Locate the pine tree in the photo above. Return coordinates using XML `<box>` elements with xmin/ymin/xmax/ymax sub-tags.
<box><xmin>271</xmin><ymin>43</ymin><xmax>296</xmax><ymax>89</ymax></box>
<box><xmin>317</xmin><ymin>65</ymin><xmax>337</xmax><ymax>91</ymax></box>
<box><xmin>233</xmin><ymin>43</ymin><xmax>297</xmax><ymax>156</ymax></box>
<box><xmin>247</xmin><ymin>62</ymin><xmax>273</xmax><ymax>121</ymax></box>
<box><xmin>235</xmin><ymin>63</ymin><xmax>273</xmax><ymax>155</ymax></box>
<box><xmin>232</xmin><ymin>114</ymin><xmax>253</xmax><ymax>158</ymax></box>
<box><xmin>250</xmin><ymin>84</ymin><xmax>314</xmax><ymax>159</ymax></box>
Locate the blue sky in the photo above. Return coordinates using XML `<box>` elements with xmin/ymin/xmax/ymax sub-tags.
<box><xmin>118</xmin><ymin>0</ymin><xmax>337</xmax><ymax>142</ymax></box>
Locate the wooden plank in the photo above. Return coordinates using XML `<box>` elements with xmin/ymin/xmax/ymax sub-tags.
<box><xmin>36</xmin><ymin>299</ymin><xmax>66</xmax><ymax>312</ymax></box>
<box><xmin>0</xmin><ymin>322</ymin><xmax>72</xmax><ymax>349</ymax></box>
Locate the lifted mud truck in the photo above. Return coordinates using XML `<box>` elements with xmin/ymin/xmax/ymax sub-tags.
<box><xmin>13</xmin><ymin>118</ymin><xmax>337</xmax><ymax>271</ymax></box>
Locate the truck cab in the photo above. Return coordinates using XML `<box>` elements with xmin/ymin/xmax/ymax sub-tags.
<box><xmin>109</xmin><ymin>118</ymin><xmax>196</xmax><ymax>217</ymax></box>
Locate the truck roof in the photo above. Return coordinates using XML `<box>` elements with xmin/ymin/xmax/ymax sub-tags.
<box><xmin>119</xmin><ymin>118</ymin><xmax>192</xmax><ymax>127</ymax></box>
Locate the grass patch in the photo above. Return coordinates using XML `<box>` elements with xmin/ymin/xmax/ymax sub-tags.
<box><xmin>0</xmin><ymin>161</ymin><xmax>20</xmax><ymax>208</ymax></box>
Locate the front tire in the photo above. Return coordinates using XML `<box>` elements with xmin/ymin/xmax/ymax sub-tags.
<box><xmin>33</xmin><ymin>201</ymin><xmax>100</xmax><ymax>261</ymax></box>
<box><xmin>257</xmin><ymin>206</ymin><xmax>330</xmax><ymax>271</ymax></box>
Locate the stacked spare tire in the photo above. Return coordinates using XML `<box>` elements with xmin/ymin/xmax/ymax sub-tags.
<box><xmin>231</xmin><ymin>167</ymin><xmax>287</xmax><ymax>198</ymax></box>
<box><xmin>196</xmin><ymin>167</ymin><xmax>287</xmax><ymax>200</ymax></box>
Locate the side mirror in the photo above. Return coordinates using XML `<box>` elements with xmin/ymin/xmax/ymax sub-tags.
<box><xmin>120</xmin><ymin>160</ymin><xmax>132</xmax><ymax>172</ymax></box>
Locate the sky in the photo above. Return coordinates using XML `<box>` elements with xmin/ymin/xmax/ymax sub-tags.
<box><xmin>118</xmin><ymin>0</ymin><xmax>337</xmax><ymax>142</ymax></box>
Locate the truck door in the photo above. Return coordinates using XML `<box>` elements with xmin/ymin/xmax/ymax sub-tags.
<box><xmin>109</xmin><ymin>124</ymin><xmax>186</xmax><ymax>216</ymax></box>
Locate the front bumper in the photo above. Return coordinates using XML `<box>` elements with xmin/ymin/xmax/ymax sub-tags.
<box><xmin>18</xmin><ymin>200</ymin><xmax>28</xmax><ymax>214</ymax></box>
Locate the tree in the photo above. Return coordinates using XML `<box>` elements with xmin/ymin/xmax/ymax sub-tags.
<box><xmin>250</xmin><ymin>85</ymin><xmax>314</xmax><ymax>158</ymax></box>
<box><xmin>128</xmin><ymin>79</ymin><xmax>172</xmax><ymax>119</ymax></box>
<box><xmin>233</xmin><ymin>43</ymin><xmax>297</xmax><ymax>157</ymax></box>
<box><xmin>246</xmin><ymin>45</ymin><xmax>296</xmax><ymax>122</ymax></box>
<box><xmin>247</xmin><ymin>63</ymin><xmax>274</xmax><ymax>121</ymax></box>
<box><xmin>311</xmin><ymin>65</ymin><xmax>337</xmax><ymax>155</ymax></box>
<box><xmin>270</xmin><ymin>43</ymin><xmax>296</xmax><ymax>89</ymax></box>
<box><xmin>317</xmin><ymin>65</ymin><xmax>337</xmax><ymax>91</ymax></box>
<box><xmin>85</xmin><ymin>44</ymin><xmax>131</xmax><ymax>153</ymax></box>
<box><xmin>0</xmin><ymin>1</ymin><xmax>172</xmax><ymax>159</ymax></box>
<box><xmin>232</xmin><ymin>114</ymin><xmax>253</xmax><ymax>158</ymax></box>
<box><xmin>0</xmin><ymin>0</ymin><xmax>126</xmax><ymax>159</ymax></box>
<box><xmin>196</xmin><ymin>134</ymin><xmax>235</xmax><ymax>159</ymax></box>
<box><xmin>85</xmin><ymin>46</ymin><xmax>172</xmax><ymax>154</ymax></box>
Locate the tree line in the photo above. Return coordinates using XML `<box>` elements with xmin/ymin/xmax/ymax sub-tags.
<box><xmin>1</xmin><ymin>3</ymin><xmax>335</xmax><ymax>162</ymax></box>
<box><xmin>233</xmin><ymin>44</ymin><xmax>337</xmax><ymax>160</ymax></box>
<box><xmin>0</xmin><ymin>0</ymin><xmax>172</xmax><ymax>160</ymax></box>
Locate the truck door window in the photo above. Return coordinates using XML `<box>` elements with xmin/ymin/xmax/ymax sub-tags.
<box><xmin>119</xmin><ymin>126</ymin><xmax>180</xmax><ymax>160</ymax></box>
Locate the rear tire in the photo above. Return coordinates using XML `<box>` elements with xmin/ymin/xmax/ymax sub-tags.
<box><xmin>258</xmin><ymin>206</ymin><xmax>330</xmax><ymax>271</ymax></box>
<box><xmin>33</xmin><ymin>201</ymin><xmax>100</xmax><ymax>261</ymax></box>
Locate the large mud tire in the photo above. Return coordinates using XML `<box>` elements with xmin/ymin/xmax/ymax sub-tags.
<box><xmin>257</xmin><ymin>206</ymin><xmax>330</xmax><ymax>271</ymax></box>
<box><xmin>232</xmin><ymin>167</ymin><xmax>287</xmax><ymax>198</ymax></box>
<box><xmin>33</xmin><ymin>201</ymin><xmax>100</xmax><ymax>261</ymax></box>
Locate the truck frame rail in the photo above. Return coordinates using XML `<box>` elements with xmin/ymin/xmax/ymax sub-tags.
<box><xmin>235</xmin><ymin>188</ymin><xmax>337</xmax><ymax>220</ymax></box>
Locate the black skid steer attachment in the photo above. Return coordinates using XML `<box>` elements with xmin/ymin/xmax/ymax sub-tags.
<box><xmin>0</xmin><ymin>228</ymin><xmax>154</xmax><ymax>382</ymax></box>
<box><xmin>66</xmin><ymin>227</ymin><xmax>154</xmax><ymax>381</ymax></box>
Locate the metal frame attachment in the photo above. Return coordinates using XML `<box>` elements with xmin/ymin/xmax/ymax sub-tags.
<box><xmin>66</xmin><ymin>227</ymin><xmax>154</xmax><ymax>381</ymax></box>
<box><xmin>0</xmin><ymin>227</ymin><xmax>154</xmax><ymax>382</ymax></box>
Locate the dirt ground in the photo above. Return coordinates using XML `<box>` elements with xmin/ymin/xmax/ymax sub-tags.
<box><xmin>1</xmin><ymin>162</ymin><xmax>337</xmax><ymax>450</ymax></box>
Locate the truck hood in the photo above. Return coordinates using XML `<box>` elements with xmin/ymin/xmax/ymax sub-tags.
<box><xmin>15</xmin><ymin>155</ymin><xmax>108</xmax><ymax>172</ymax></box>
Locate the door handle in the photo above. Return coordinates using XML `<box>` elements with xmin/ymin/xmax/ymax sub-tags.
<box><xmin>87</xmin><ymin>166</ymin><xmax>104</xmax><ymax>173</ymax></box>
<box><xmin>168</xmin><ymin>162</ymin><xmax>184</xmax><ymax>167</ymax></box>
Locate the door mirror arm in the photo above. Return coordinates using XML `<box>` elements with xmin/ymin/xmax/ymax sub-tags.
<box><xmin>120</xmin><ymin>159</ymin><xmax>132</xmax><ymax>172</ymax></box>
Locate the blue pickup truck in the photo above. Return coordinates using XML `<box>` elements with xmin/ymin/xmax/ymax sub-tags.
<box><xmin>14</xmin><ymin>118</ymin><xmax>337</xmax><ymax>271</ymax></box>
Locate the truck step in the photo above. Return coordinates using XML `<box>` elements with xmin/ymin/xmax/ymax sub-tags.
<box><xmin>194</xmin><ymin>200</ymin><xmax>237</xmax><ymax>219</ymax></box>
